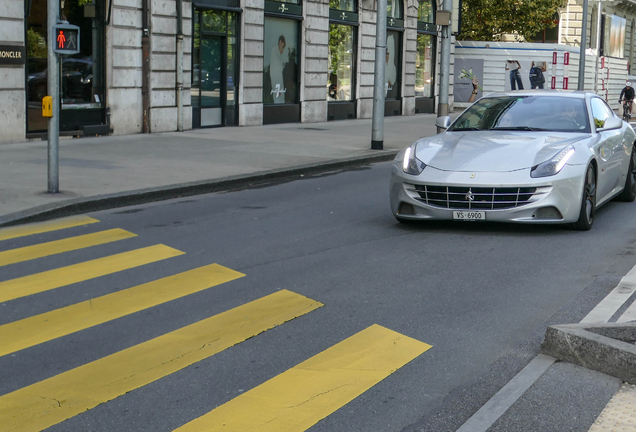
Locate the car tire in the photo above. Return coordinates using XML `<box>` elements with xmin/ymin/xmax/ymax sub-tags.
<box><xmin>574</xmin><ymin>164</ymin><xmax>596</xmax><ymax>231</ymax></box>
<box><xmin>617</xmin><ymin>148</ymin><xmax>636</xmax><ymax>202</ymax></box>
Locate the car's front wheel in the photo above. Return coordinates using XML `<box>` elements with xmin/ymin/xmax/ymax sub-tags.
<box><xmin>574</xmin><ymin>164</ymin><xmax>596</xmax><ymax>230</ymax></box>
<box><xmin>617</xmin><ymin>148</ymin><xmax>636</xmax><ymax>202</ymax></box>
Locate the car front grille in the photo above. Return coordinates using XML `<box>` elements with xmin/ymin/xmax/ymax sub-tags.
<box><xmin>408</xmin><ymin>185</ymin><xmax>550</xmax><ymax>210</ymax></box>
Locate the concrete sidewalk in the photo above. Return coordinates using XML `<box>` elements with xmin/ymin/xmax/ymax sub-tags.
<box><xmin>0</xmin><ymin>114</ymin><xmax>439</xmax><ymax>227</ymax></box>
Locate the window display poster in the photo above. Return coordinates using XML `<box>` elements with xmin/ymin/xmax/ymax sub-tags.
<box><xmin>503</xmin><ymin>60</ymin><xmax>549</xmax><ymax>91</ymax></box>
<box><xmin>263</xmin><ymin>17</ymin><xmax>298</xmax><ymax>104</ymax></box>
<box><xmin>454</xmin><ymin>58</ymin><xmax>483</xmax><ymax>102</ymax></box>
<box><xmin>385</xmin><ymin>31</ymin><xmax>401</xmax><ymax>99</ymax></box>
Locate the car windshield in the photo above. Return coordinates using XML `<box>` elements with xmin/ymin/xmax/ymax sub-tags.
<box><xmin>449</xmin><ymin>96</ymin><xmax>591</xmax><ymax>133</ymax></box>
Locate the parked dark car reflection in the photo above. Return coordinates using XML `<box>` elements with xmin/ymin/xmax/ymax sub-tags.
<box><xmin>27</xmin><ymin>58</ymin><xmax>93</xmax><ymax>103</ymax></box>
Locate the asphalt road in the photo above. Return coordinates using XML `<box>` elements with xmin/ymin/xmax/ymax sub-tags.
<box><xmin>2</xmin><ymin>161</ymin><xmax>636</xmax><ymax>432</ymax></box>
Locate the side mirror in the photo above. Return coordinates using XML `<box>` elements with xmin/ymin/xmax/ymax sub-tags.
<box><xmin>597</xmin><ymin>116</ymin><xmax>623</xmax><ymax>131</ymax></box>
<box><xmin>435</xmin><ymin>116</ymin><xmax>451</xmax><ymax>130</ymax></box>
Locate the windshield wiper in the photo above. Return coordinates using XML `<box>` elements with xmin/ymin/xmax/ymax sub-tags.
<box><xmin>451</xmin><ymin>127</ymin><xmax>483</xmax><ymax>131</ymax></box>
<box><xmin>489</xmin><ymin>126</ymin><xmax>547</xmax><ymax>131</ymax></box>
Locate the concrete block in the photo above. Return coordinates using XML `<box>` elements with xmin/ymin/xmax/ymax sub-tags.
<box><xmin>360</xmin><ymin>10</ymin><xmax>376</xmax><ymax>23</ymax></box>
<box><xmin>0</xmin><ymin>1</ymin><xmax>24</xmax><ymax>19</ymax></box>
<box><xmin>114</xmin><ymin>0</ymin><xmax>142</xmax><ymax>8</ymax></box>
<box><xmin>360</xmin><ymin>73</ymin><xmax>374</xmax><ymax>86</ymax></box>
<box><xmin>113</xmin><ymin>8</ymin><xmax>142</xmax><ymax>28</ymax></box>
<box><xmin>183</xmin><ymin>105</ymin><xmax>192</xmax><ymax>130</ymax></box>
<box><xmin>360</xmin><ymin>50</ymin><xmax>375</xmax><ymax>61</ymax></box>
<box><xmin>243</xmin><ymin>87</ymin><xmax>263</xmax><ymax>104</ymax></box>
<box><xmin>150</xmin><ymin>106</ymin><xmax>177</xmax><ymax>131</ymax></box>
<box><xmin>244</xmin><ymin>0</ymin><xmax>264</xmax><ymax>8</ymax></box>
<box><xmin>107</xmin><ymin>87</ymin><xmax>143</xmax><ymax>134</ymax></box>
<box><xmin>239</xmin><ymin>103</ymin><xmax>263</xmax><ymax>126</ymax></box>
<box><xmin>152</xmin><ymin>35</ymin><xmax>176</xmax><ymax>53</ymax></box>
<box><xmin>244</xmin><ymin>24</ymin><xmax>264</xmax><ymax>41</ymax></box>
<box><xmin>0</xmin><ymin>90</ymin><xmax>24</xmax><ymax>143</ymax></box>
<box><xmin>152</xmin><ymin>16</ymin><xmax>177</xmax><ymax>35</ymax></box>
<box><xmin>359</xmin><ymin>60</ymin><xmax>375</xmax><ymax>73</ymax></box>
<box><xmin>305</xmin><ymin>2</ymin><xmax>328</xmax><ymax>16</ymax></box>
<box><xmin>302</xmin><ymin>100</ymin><xmax>327</xmax><ymax>123</ymax></box>
<box><xmin>358</xmin><ymin>98</ymin><xmax>373</xmax><ymax>119</ymax></box>
<box><xmin>244</xmin><ymin>40</ymin><xmax>264</xmax><ymax>57</ymax></box>
<box><xmin>541</xmin><ymin>323</ymin><xmax>636</xmax><ymax>385</ymax></box>
<box><xmin>243</xmin><ymin>71</ymin><xmax>263</xmax><ymax>88</ymax></box>
<box><xmin>361</xmin><ymin>35</ymin><xmax>375</xmax><ymax>49</ymax></box>
<box><xmin>403</xmin><ymin>96</ymin><xmax>415</xmax><ymax>115</ymax></box>
<box><xmin>0</xmin><ymin>19</ymin><xmax>23</xmax><ymax>43</ymax></box>
<box><xmin>305</xmin><ymin>29</ymin><xmax>328</xmax><ymax>45</ymax></box>
<box><xmin>152</xmin><ymin>0</ymin><xmax>176</xmax><ymax>16</ymax></box>
<box><xmin>305</xmin><ymin>59</ymin><xmax>328</xmax><ymax>73</ymax></box>
<box><xmin>113</xmin><ymin>47</ymin><xmax>143</xmax><ymax>68</ymax></box>
<box><xmin>244</xmin><ymin>56</ymin><xmax>264</xmax><ymax>72</ymax></box>
<box><xmin>151</xmin><ymin>89</ymin><xmax>176</xmax><ymax>107</ymax></box>
<box><xmin>358</xmin><ymin>85</ymin><xmax>374</xmax><ymax>98</ymax></box>
<box><xmin>182</xmin><ymin>18</ymin><xmax>192</xmax><ymax>37</ymax></box>
<box><xmin>244</xmin><ymin>9</ymin><xmax>264</xmax><ymax>25</ymax></box>
<box><xmin>0</xmin><ymin>66</ymin><xmax>25</xmax><ymax>90</ymax></box>
<box><xmin>304</xmin><ymin>72</ymin><xmax>327</xmax><ymax>87</ymax></box>
<box><xmin>305</xmin><ymin>44</ymin><xmax>328</xmax><ymax>59</ymax></box>
<box><xmin>305</xmin><ymin>86</ymin><xmax>327</xmax><ymax>101</ymax></box>
<box><xmin>305</xmin><ymin>16</ymin><xmax>329</xmax><ymax>31</ymax></box>
<box><xmin>151</xmin><ymin>71</ymin><xmax>176</xmax><ymax>89</ymax></box>
<box><xmin>112</xmin><ymin>68</ymin><xmax>143</xmax><ymax>88</ymax></box>
<box><xmin>113</xmin><ymin>28</ymin><xmax>142</xmax><ymax>48</ymax></box>
<box><xmin>151</xmin><ymin>53</ymin><xmax>175</xmax><ymax>71</ymax></box>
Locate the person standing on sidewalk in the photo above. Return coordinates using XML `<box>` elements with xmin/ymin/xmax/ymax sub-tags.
<box><xmin>506</xmin><ymin>60</ymin><xmax>524</xmax><ymax>90</ymax></box>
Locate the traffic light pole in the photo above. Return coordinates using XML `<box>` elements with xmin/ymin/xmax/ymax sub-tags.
<box><xmin>47</xmin><ymin>0</ymin><xmax>59</xmax><ymax>193</ymax></box>
<box><xmin>371</xmin><ymin>0</ymin><xmax>387</xmax><ymax>150</ymax></box>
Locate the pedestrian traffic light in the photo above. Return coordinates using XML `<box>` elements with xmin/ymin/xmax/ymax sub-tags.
<box><xmin>52</xmin><ymin>24</ymin><xmax>80</xmax><ymax>55</ymax></box>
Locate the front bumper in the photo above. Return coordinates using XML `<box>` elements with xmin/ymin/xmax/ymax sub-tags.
<box><xmin>389</xmin><ymin>162</ymin><xmax>587</xmax><ymax>224</ymax></box>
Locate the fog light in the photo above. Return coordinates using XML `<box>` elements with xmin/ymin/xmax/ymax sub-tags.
<box><xmin>398</xmin><ymin>202</ymin><xmax>416</xmax><ymax>215</ymax></box>
<box><xmin>534</xmin><ymin>207</ymin><xmax>563</xmax><ymax>220</ymax></box>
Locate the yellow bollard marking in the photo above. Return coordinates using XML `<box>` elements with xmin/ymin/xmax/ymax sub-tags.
<box><xmin>0</xmin><ymin>263</ymin><xmax>244</xmax><ymax>357</ymax></box>
<box><xmin>174</xmin><ymin>324</ymin><xmax>432</xmax><ymax>432</ymax></box>
<box><xmin>0</xmin><ymin>244</ymin><xmax>184</xmax><ymax>303</ymax></box>
<box><xmin>0</xmin><ymin>216</ymin><xmax>99</xmax><ymax>242</ymax></box>
<box><xmin>0</xmin><ymin>290</ymin><xmax>323</xmax><ymax>432</ymax></box>
<box><xmin>0</xmin><ymin>229</ymin><xmax>136</xmax><ymax>267</ymax></box>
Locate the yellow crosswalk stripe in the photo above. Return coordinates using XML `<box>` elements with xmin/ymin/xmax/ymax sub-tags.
<box><xmin>0</xmin><ymin>263</ymin><xmax>244</xmax><ymax>357</ymax></box>
<box><xmin>0</xmin><ymin>216</ymin><xmax>99</xmax><ymax>242</ymax></box>
<box><xmin>0</xmin><ymin>229</ymin><xmax>136</xmax><ymax>267</ymax></box>
<box><xmin>0</xmin><ymin>244</ymin><xmax>184</xmax><ymax>303</ymax></box>
<box><xmin>0</xmin><ymin>290</ymin><xmax>323</xmax><ymax>432</ymax></box>
<box><xmin>174</xmin><ymin>324</ymin><xmax>432</xmax><ymax>432</ymax></box>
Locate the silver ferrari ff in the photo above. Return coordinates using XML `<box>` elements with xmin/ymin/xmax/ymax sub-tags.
<box><xmin>390</xmin><ymin>91</ymin><xmax>636</xmax><ymax>230</ymax></box>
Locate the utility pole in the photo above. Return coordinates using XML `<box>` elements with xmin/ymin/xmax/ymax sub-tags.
<box><xmin>47</xmin><ymin>0</ymin><xmax>60</xmax><ymax>193</ymax></box>
<box><xmin>577</xmin><ymin>0</ymin><xmax>589</xmax><ymax>91</ymax></box>
<box><xmin>371</xmin><ymin>0</ymin><xmax>387</xmax><ymax>150</ymax></box>
<box><xmin>437</xmin><ymin>0</ymin><xmax>452</xmax><ymax>133</ymax></box>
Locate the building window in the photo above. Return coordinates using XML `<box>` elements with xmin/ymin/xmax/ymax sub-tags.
<box><xmin>385</xmin><ymin>30</ymin><xmax>401</xmax><ymax>100</ymax></box>
<box><xmin>263</xmin><ymin>16</ymin><xmax>300</xmax><ymax>104</ymax></box>
<box><xmin>387</xmin><ymin>0</ymin><xmax>403</xmax><ymax>20</ymax></box>
<box><xmin>328</xmin><ymin>24</ymin><xmax>355</xmax><ymax>102</ymax></box>
<box><xmin>415</xmin><ymin>34</ymin><xmax>433</xmax><ymax>98</ymax></box>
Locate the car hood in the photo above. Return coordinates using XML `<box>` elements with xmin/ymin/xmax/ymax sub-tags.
<box><xmin>414</xmin><ymin>131</ymin><xmax>590</xmax><ymax>172</ymax></box>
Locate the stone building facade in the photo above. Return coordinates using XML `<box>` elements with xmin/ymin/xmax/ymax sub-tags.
<box><xmin>0</xmin><ymin>0</ymin><xmax>446</xmax><ymax>143</ymax></box>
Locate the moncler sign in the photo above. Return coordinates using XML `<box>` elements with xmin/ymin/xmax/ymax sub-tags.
<box><xmin>0</xmin><ymin>45</ymin><xmax>26</xmax><ymax>65</ymax></box>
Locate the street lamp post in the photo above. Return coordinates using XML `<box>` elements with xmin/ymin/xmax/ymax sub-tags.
<box><xmin>371</xmin><ymin>0</ymin><xmax>388</xmax><ymax>150</ymax></box>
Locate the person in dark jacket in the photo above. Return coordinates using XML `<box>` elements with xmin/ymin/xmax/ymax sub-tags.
<box><xmin>619</xmin><ymin>82</ymin><xmax>635</xmax><ymax>118</ymax></box>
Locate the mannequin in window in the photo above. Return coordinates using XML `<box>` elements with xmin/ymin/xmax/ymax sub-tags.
<box><xmin>385</xmin><ymin>35</ymin><xmax>398</xmax><ymax>98</ymax></box>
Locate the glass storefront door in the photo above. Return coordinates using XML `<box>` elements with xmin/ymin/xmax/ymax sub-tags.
<box><xmin>26</xmin><ymin>0</ymin><xmax>106</xmax><ymax>134</ymax></box>
<box><xmin>191</xmin><ymin>8</ymin><xmax>238</xmax><ymax>128</ymax></box>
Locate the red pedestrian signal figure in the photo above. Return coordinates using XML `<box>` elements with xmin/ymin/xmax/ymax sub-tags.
<box><xmin>57</xmin><ymin>30</ymin><xmax>66</xmax><ymax>48</ymax></box>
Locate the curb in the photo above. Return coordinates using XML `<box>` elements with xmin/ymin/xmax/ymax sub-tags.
<box><xmin>540</xmin><ymin>322</ymin><xmax>636</xmax><ymax>384</ymax></box>
<box><xmin>0</xmin><ymin>151</ymin><xmax>399</xmax><ymax>228</ymax></box>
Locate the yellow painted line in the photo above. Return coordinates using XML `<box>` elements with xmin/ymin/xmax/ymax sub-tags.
<box><xmin>0</xmin><ymin>229</ymin><xmax>136</xmax><ymax>267</ymax></box>
<box><xmin>0</xmin><ymin>290</ymin><xmax>322</xmax><ymax>432</ymax></box>
<box><xmin>0</xmin><ymin>216</ymin><xmax>99</xmax><ymax>242</ymax></box>
<box><xmin>174</xmin><ymin>324</ymin><xmax>432</xmax><ymax>432</ymax></box>
<box><xmin>0</xmin><ymin>263</ymin><xmax>243</xmax><ymax>357</ymax></box>
<box><xmin>0</xmin><ymin>244</ymin><xmax>184</xmax><ymax>303</ymax></box>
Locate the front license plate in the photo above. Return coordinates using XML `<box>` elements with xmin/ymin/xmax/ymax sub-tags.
<box><xmin>453</xmin><ymin>210</ymin><xmax>486</xmax><ymax>221</ymax></box>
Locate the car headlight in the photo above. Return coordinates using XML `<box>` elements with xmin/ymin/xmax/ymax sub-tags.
<box><xmin>403</xmin><ymin>144</ymin><xmax>426</xmax><ymax>175</ymax></box>
<box><xmin>530</xmin><ymin>145</ymin><xmax>575</xmax><ymax>178</ymax></box>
